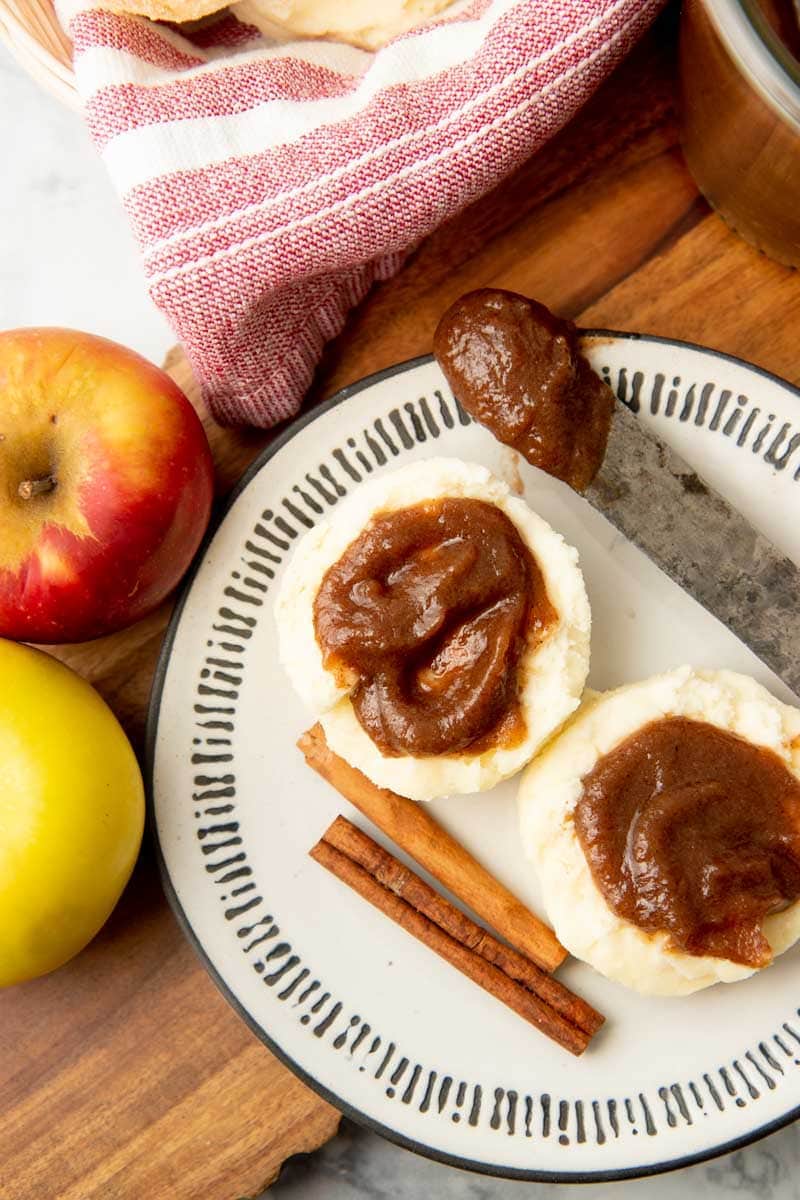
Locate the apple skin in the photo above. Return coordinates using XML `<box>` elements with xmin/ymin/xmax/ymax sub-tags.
<box><xmin>0</xmin><ymin>639</ymin><xmax>144</xmax><ymax>987</ymax></box>
<box><xmin>0</xmin><ymin>328</ymin><xmax>215</xmax><ymax>643</ymax></box>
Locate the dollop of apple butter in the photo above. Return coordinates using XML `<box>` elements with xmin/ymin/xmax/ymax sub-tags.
<box><xmin>574</xmin><ymin>717</ymin><xmax>800</xmax><ymax>967</ymax></box>
<box><xmin>313</xmin><ymin>497</ymin><xmax>555</xmax><ymax>757</ymax></box>
<box><xmin>433</xmin><ymin>289</ymin><xmax>614</xmax><ymax>492</ymax></box>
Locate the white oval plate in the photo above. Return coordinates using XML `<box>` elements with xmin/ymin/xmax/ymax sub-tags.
<box><xmin>148</xmin><ymin>334</ymin><xmax>800</xmax><ymax>1183</ymax></box>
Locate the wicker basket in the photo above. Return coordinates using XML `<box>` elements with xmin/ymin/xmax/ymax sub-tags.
<box><xmin>0</xmin><ymin>0</ymin><xmax>78</xmax><ymax>107</ymax></box>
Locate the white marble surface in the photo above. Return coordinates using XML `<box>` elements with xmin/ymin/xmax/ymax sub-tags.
<box><xmin>0</xmin><ymin>45</ymin><xmax>171</xmax><ymax>363</ymax></box>
<box><xmin>4</xmin><ymin>39</ymin><xmax>800</xmax><ymax>1200</ymax></box>
<box><xmin>272</xmin><ymin>1118</ymin><xmax>800</xmax><ymax>1199</ymax></box>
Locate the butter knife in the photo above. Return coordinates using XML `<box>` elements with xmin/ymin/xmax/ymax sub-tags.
<box><xmin>433</xmin><ymin>289</ymin><xmax>800</xmax><ymax>697</ymax></box>
<box><xmin>579</xmin><ymin>336</ymin><xmax>800</xmax><ymax>696</ymax></box>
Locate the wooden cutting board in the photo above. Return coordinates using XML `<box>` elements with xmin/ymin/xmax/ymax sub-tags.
<box><xmin>3</xmin><ymin>11</ymin><xmax>800</xmax><ymax>1198</ymax></box>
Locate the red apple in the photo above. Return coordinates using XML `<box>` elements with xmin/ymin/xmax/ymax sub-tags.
<box><xmin>0</xmin><ymin>328</ymin><xmax>214</xmax><ymax>642</ymax></box>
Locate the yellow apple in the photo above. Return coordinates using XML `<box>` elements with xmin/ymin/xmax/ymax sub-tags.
<box><xmin>0</xmin><ymin>639</ymin><xmax>144</xmax><ymax>987</ymax></box>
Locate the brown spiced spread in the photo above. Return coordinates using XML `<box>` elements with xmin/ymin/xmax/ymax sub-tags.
<box><xmin>575</xmin><ymin>717</ymin><xmax>800</xmax><ymax>968</ymax></box>
<box><xmin>433</xmin><ymin>289</ymin><xmax>615</xmax><ymax>492</ymax></box>
<box><xmin>313</xmin><ymin>497</ymin><xmax>555</xmax><ymax>757</ymax></box>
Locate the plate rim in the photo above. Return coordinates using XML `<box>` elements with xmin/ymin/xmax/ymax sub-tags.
<box><xmin>145</xmin><ymin>333</ymin><xmax>800</xmax><ymax>1184</ymax></box>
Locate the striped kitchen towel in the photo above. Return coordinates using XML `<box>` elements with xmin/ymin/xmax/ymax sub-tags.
<box><xmin>58</xmin><ymin>0</ymin><xmax>663</xmax><ymax>427</ymax></box>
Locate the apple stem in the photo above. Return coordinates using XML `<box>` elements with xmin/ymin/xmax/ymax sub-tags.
<box><xmin>18</xmin><ymin>476</ymin><xmax>56</xmax><ymax>500</ymax></box>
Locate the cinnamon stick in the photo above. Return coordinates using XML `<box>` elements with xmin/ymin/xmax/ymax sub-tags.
<box><xmin>298</xmin><ymin>723</ymin><xmax>567</xmax><ymax>973</ymax></box>
<box><xmin>324</xmin><ymin>815</ymin><xmax>603</xmax><ymax>1039</ymax></box>
<box><xmin>310</xmin><ymin>817</ymin><xmax>602</xmax><ymax>1055</ymax></box>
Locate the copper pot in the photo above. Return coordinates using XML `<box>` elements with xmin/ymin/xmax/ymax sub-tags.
<box><xmin>680</xmin><ymin>0</ymin><xmax>800</xmax><ymax>267</ymax></box>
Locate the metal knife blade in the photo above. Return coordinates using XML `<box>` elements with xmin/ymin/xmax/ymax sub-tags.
<box><xmin>584</xmin><ymin>395</ymin><xmax>800</xmax><ymax>696</ymax></box>
<box><xmin>432</xmin><ymin>289</ymin><xmax>799</xmax><ymax>696</ymax></box>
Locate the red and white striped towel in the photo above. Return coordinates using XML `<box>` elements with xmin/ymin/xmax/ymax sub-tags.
<box><xmin>58</xmin><ymin>0</ymin><xmax>663</xmax><ymax>427</ymax></box>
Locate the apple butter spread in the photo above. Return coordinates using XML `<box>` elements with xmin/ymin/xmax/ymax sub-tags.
<box><xmin>313</xmin><ymin>497</ymin><xmax>555</xmax><ymax>757</ymax></box>
<box><xmin>433</xmin><ymin>289</ymin><xmax>615</xmax><ymax>492</ymax></box>
<box><xmin>575</xmin><ymin>717</ymin><xmax>800</xmax><ymax>968</ymax></box>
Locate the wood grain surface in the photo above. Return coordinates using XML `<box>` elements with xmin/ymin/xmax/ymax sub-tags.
<box><xmin>2</xmin><ymin>8</ymin><xmax>799</xmax><ymax>1198</ymax></box>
